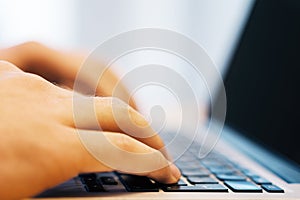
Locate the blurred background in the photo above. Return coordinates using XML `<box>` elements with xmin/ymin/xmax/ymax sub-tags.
<box><xmin>0</xmin><ymin>0</ymin><xmax>254</xmax><ymax>131</ymax></box>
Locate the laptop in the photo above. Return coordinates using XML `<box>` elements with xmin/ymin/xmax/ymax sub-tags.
<box><xmin>37</xmin><ymin>0</ymin><xmax>300</xmax><ymax>199</ymax></box>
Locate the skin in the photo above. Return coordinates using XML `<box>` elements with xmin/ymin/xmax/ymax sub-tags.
<box><xmin>0</xmin><ymin>42</ymin><xmax>181</xmax><ymax>200</ymax></box>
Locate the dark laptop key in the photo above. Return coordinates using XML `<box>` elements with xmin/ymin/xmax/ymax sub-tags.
<box><xmin>251</xmin><ymin>177</ymin><xmax>271</xmax><ymax>185</ymax></box>
<box><xmin>163</xmin><ymin>184</ymin><xmax>228</xmax><ymax>192</ymax></box>
<box><xmin>261</xmin><ymin>184</ymin><xmax>284</xmax><ymax>193</ymax></box>
<box><xmin>181</xmin><ymin>169</ymin><xmax>210</xmax><ymax>177</ymax></box>
<box><xmin>187</xmin><ymin>176</ymin><xmax>218</xmax><ymax>184</ymax></box>
<box><xmin>80</xmin><ymin>174</ymin><xmax>105</xmax><ymax>192</ymax></box>
<box><xmin>170</xmin><ymin>179</ymin><xmax>188</xmax><ymax>186</ymax></box>
<box><xmin>216</xmin><ymin>174</ymin><xmax>246</xmax><ymax>181</ymax></box>
<box><xmin>80</xmin><ymin>174</ymin><xmax>98</xmax><ymax>186</ymax></box>
<box><xmin>80</xmin><ymin>173</ymin><xmax>97</xmax><ymax>184</ymax></box>
<box><xmin>160</xmin><ymin>179</ymin><xmax>187</xmax><ymax>186</ymax></box>
<box><xmin>224</xmin><ymin>181</ymin><xmax>262</xmax><ymax>192</ymax></box>
<box><xmin>100</xmin><ymin>176</ymin><xmax>118</xmax><ymax>185</ymax></box>
<box><xmin>119</xmin><ymin>174</ymin><xmax>159</xmax><ymax>192</ymax></box>
<box><xmin>85</xmin><ymin>184</ymin><xmax>105</xmax><ymax>192</ymax></box>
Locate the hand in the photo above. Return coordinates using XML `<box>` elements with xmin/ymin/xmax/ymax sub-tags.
<box><xmin>0</xmin><ymin>41</ymin><xmax>136</xmax><ymax>108</ymax></box>
<box><xmin>0</xmin><ymin>61</ymin><xmax>180</xmax><ymax>199</ymax></box>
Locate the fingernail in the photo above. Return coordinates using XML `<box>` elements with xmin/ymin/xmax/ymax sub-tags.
<box><xmin>170</xmin><ymin>163</ymin><xmax>181</xmax><ymax>180</ymax></box>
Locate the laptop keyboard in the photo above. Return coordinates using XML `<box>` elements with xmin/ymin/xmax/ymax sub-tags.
<box><xmin>79</xmin><ymin>143</ymin><xmax>284</xmax><ymax>194</ymax></box>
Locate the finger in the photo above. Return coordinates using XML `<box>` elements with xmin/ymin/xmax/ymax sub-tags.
<box><xmin>75</xmin><ymin>130</ymin><xmax>181</xmax><ymax>184</ymax></box>
<box><xmin>0</xmin><ymin>42</ymin><xmax>137</xmax><ymax>108</ymax></box>
<box><xmin>71</xmin><ymin>96</ymin><xmax>166</xmax><ymax>154</ymax></box>
<box><xmin>0</xmin><ymin>41</ymin><xmax>81</xmax><ymax>85</ymax></box>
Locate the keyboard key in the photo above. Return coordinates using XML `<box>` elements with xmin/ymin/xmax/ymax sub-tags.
<box><xmin>80</xmin><ymin>173</ymin><xmax>97</xmax><ymax>185</ymax></box>
<box><xmin>244</xmin><ymin>172</ymin><xmax>260</xmax><ymax>178</ymax></box>
<box><xmin>187</xmin><ymin>176</ymin><xmax>218</xmax><ymax>184</ymax></box>
<box><xmin>216</xmin><ymin>174</ymin><xmax>246</xmax><ymax>181</ymax></box>
<box><xmin>119</xmin><ymin>174</ymin><xmax>159</xmax><ymax>192</ymax></box>
<box><xmin>80</xmin><ymin>174</ymin><xmax>105</xmax><ymax>192</ymax></box>
<box><xmin>261</xmin><ymin>184</ymin><xmax>284</xmax><ymax>193</ymax></box>
<box><xmin>224</xmin><ymin>181</ymin><xmax>262</xmax><ymax>192</ymax></box>
<box><xmin>176</xmin><ymin>164</ymin><xmax>205</xmax><ymax>171</ymax></box>
<box><xmin>177</xmin><ymin>161</ymin><xmax>205</xmax><ymax>169</ymax></box>
<box><xmin>208</xmin><ymin>167</ymin><xmax>237</xmax><ymax>174</ymax></box>
<box><xmin>251</xmin><ymin>177</ymin><xmax>271</xmax><ymax>185</ymax></box>
<box><xmin>100</xmin><ymin>176</ymin><xmax>118</xmax><ymax>185</ymax></box>
<box><xmin>160</xmin><ymin>179</ymin><xmax>187</xmax><ymax>186</ymax></box>
<box><xmin>181</xmin><ymin>169</ymin><xmax>210</xmax><ymax>177</ymax></box>
<box><xmin>85</xmin><ymin>184</ymin><xmax>105</xmax><ymax>192</ymax></box>
<box><xmin>172</xmin><ymin>179</ymin><xmax>188</xmax><ymax>186</ymax></box>
<box><xmin>163</xmin><ymin>184</ymin><xmax>228</xmax><ymax>192</ymax></box>
<box><xmin>201</xmin><ymin>160</ymin><xmax>223</xmax><ymax>167</ymax></box>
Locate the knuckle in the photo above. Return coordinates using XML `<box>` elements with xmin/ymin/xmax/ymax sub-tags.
<box><xmin>114</xmin><ymin>134</ymin><xmax>135</xmax><ymax>152</ymax></box>
<box><xmin>21</xmin><ymin>73</ymin><xmax>47</xmax><ymax>85</ymax></box>
<box><xmin>8</xmin><ymin>72</ymin><xmax>53</xmax><ymax>91</ymax></box>
<box><xmin>0</xmin><ymin>60</ymin><xmax>21</xmax><ymax>72</ymax></box>
<box><xmin>20</xmin><ymin>41</ymin><xmax>43</xmax><ymax>50</ymax></box>
<box><xmin>109</xmin><ymin>97</ymin><xmax>148</xmax><ymax>127</ymax></box>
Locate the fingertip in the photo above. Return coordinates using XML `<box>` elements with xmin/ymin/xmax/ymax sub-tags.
<box><xmin>149</xmin><ymin>163</ymin><xmax>181</xmax><ymax>184</ymax></box>
<box><xmin>170</xmin><ymin>163</ymin><xmax>181</xmax><ymax>181</ymax></box>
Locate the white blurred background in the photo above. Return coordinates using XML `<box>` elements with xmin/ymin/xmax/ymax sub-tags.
<box><xmin>0</xmin><ymin>0</ymin><xmax>254</xmax><ymax>131</ymax></box>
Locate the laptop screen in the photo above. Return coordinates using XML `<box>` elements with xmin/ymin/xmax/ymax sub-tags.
<box><xmin>214</xmin><ymin>0</ymin><xmax>300</xmax><ymax>166</ymax></box>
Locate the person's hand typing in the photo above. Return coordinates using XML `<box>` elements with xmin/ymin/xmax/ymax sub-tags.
<box><xmin>0</xmin><ymin>44</ymin><xmax>181</xmax><ymax>199</ymax></box>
